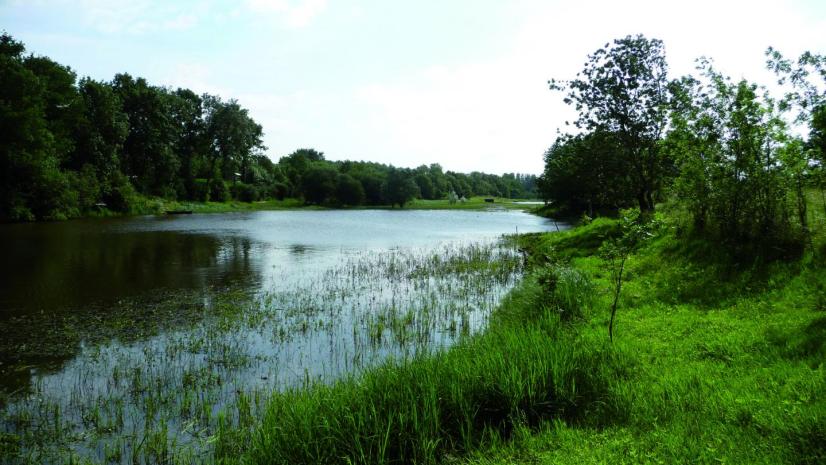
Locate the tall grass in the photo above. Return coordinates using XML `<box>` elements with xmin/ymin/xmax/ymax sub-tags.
<box><xmin>536</xmin><ymin>264</ymin><xmax>594</xmax><ymax>321</ymax></box>
<box><xmin>242</xmin><ymin>281</ymin><xmax>626</xmax><ymax>465</ymax></box>
<box><xmin>243</xmin><ymin>214</ymin><xmax>826</xmax><ymax>465</ymax></box>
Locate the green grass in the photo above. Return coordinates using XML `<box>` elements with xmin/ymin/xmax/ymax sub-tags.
<box><xmin>84</xmin><ymin>195</ymin><xmax>540</xmax><ymax>220</ymax></box>
<box><xmin>463</xmin><ymin>218</ymin><xmax>826</xmax><ymax>464</ymax></box>
<box><xmin>404</xmin><ymin>197</ymin><xmax>542</xmax><ymax>211</ymax></box>
<box><xmin>230</xmin><ymin>212</ymin><xmax>826</xmax><ymax>465</ymax></box>
<box><xmin>238</xmin><ymin>281</ymin><xmax>626</xmax><ymax>465</ymax></box>
<box><xmin>123</xmin><ymin>196</ymin><xmax>315</xmax><ymax>216</ymax></box>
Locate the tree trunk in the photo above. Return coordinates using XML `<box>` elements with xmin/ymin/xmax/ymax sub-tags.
<box><xmin>609</xmin><ymin>256</ymin><xmax>627</xmax><ymax>342</ymax></box>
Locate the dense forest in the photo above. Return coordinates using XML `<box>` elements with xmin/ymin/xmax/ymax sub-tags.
<box><xmin>0</xmin><ymin>33</ymin><xmax>536</xmax><ymax>221</ymax></box>
<box><xmin>539</xmin><ymin>35</ymin><xmax>826</xmax><ymax>248</ymax></box>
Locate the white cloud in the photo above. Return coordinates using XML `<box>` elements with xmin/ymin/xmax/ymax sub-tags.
<box><xmin>326</xmin><ymin>0</ymin><xmax>826</xmax><ymax>174</ymax></box>
<box><xmin>75</xmin><ymin>0</ymin><xmax>201</xmax><ymax>34</ymax></box>
<box><xmin>243</xmin><ymin>0</ymin><xmax>327</xmax><ymax>28</ymax></box>
<box><xmin>157</xmin><ymin>62</ymin><xmax>228</xmax><ymax>96</ymax></box>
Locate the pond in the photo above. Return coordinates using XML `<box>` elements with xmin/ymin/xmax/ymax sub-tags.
<box><xmin>0</xmin><ymin>209</ymin><xmax>562</xmax><ymax>464</ymax></box>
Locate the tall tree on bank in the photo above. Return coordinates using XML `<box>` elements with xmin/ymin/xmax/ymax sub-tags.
<box><xmin>766</xmin><ymin>48</ymin><xmax>826</xmax><ymax>219</ymax></box>
<box><xmin>112</xmin><ymin>73</ymin><xmax>179</xmax><ymax>197</ymax></box>
<box><xmin>550</xmin><ymin>35</ymin><xmax>671</xmax><ymax>212</ymax></box>
<box><xmin>665</xmin><ymin>61</ymin><xmax>791</xmax><ymax>243</ymax></box>
<box><xmin>539</xmin><ymin>131</ymin><xmax>636</xmax><ymax>215</ymax></box>
<box><xmin>0</xmin><ymin>33</ymin><xmax>73</xmax><ymax>220</ymax></box>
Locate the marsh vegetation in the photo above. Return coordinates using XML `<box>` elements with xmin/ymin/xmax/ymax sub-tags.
<box><xmin>0</xmin><ymin>209</ymin><xmax>557</xmax><ymax>464</ymax></box>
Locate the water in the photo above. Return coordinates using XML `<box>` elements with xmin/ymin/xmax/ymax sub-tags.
<box><xmin>0</xmin><ymin>209</ymin><xmax>561</xmax><ymax>464</ymax></box>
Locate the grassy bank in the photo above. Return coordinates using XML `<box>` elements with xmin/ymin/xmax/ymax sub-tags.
<box><xmin>226</xmin><ymin>214</ymin><xmax>826</xmax><ymax>465</ymax></box>
<box><xmin>79</xmin><ymin>195</ymin><xmax>541</xmax><ymax>220</ymax></box>
<box><xmin>469</xmin><ymin>218</ymin><xmax>826</xmax><ymax>464</ymax></box>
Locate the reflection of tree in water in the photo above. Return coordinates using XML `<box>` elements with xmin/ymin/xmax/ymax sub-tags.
<box><xmin>0</xmin><ymin>226</ymin><xmax>263</xmax><ymax>395</ymax></box>
<box><xmin>0</xmin><ymin>229</ymin><xmax>261</xmax><ymax>317</ymax></box>
<box><xmin>288</xmin><ymin>243</ymin><xmax>314</xmax><ymax>256</ymax></box>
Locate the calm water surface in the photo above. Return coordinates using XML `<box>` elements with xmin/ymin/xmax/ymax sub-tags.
<box><xmin>0</xmin><ymin>209</ymin><xmax>556</xmax><ymax>317</ymax></box>
<box><xmin>0</xmin><ymin>209</ymin><xmax>562</xmax><ymax>464</ymax></box>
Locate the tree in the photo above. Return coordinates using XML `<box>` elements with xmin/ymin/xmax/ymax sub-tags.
<box><xmin>112</xmin><ymin>73</ymin><xmax>179</xmax><ymax>197</ymax></box>
<box><xmin>383</xmin><ymin>168</ymin><xmax>419</xmax><ymax>207</ymax></box>
<box><xmin>551</xmin><ymin>35</ymin><xmax>671</xmax><ymax>212</ymax></box>
<box><xmin>168</xmin><ymin>88</ymin><xmax>206</xmax><ymax>199</ymax></box>
<box><xmin>766</xmin><ymin>48</ymin><xmax>826</xmax><ymax>218</ymax></box>
<box><xmin>335</xmin><ymin>173</ymin><xmax>365</xmax><ymax>206</ymax></box>
<box><xmin>666</xmin><ymin>60</ymin><xmax>792</xmax><ymax>243</ymax></box>
<box><xmin>23</xmin><ymin>55</ymin><xmax>81</xmax><ymax>165</ymax></box>
<box><xmin>72</xmin><ymin>79</ymin><xmax>128</xmax><ymax>176</ymax></box>
<box><xmin>414</xmin><ymin>173</ymin><xmax>435</xmax><ymax>200</ymax></box>
<box><xmin>538</xmin><ymin>131</ymin><xmax>635</xmax><ymax>214</ymax></box>
<box><xmin>300</xmin><ymin>164</ymin><xmax>338</xmax><ymax>204</ymax></box>
<box><xmin>204</xmin><ymin>96</ymin><xmax>265</xmax><ymax>184</ymax></box>
<box><xmin>69</xmin><ymin>79</ymin><xmax>129</xmax><ymax>210</ymax></box>
<box><xmin>279</xmin><ymin>148</ymin><xmax>325</xmax><ymax>196</ymax></box>
<box><xmin>0</xmin><ymin>33</ymin><xmax>73</xmax><ymax>220</ymax></box>
<box><xmin>600</xmin><ymin>209</ymin><xmax>657</xmax><ymax>341</ymax></box>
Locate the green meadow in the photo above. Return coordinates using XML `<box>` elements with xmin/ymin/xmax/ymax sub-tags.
<box><xmin>213</xmin><ymin>206</ymin><xmax>826</xmax><ymax>465</ymax></box>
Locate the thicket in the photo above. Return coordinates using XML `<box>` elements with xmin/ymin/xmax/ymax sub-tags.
<box><xmin>540</xmin><ymin>35</ymin><xmax>826</xmax><ymax>251</ymax></box>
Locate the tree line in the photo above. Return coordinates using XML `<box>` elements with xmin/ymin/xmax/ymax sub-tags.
<box><xmin>540</xmin><ymin>35</ymin><xmax>826</xmax><ymax>247</ymax></box>
<box><xmin>0</xmin><ymin>33</ymin><xmax>536</xmax><ymax>221</ymax></box>
<box><xmin>278</xmin><ymin>148</ymin><xmax>536</xmax><ymax>207</ymax></box>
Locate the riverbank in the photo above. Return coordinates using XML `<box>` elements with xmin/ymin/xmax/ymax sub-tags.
<box><xmin>223</xmin><ymin>213</ymin><xmax>826</xmax><ymax>464</ymax></box>
<box><xmin>67</xmin><ymin>195</ymin><xmax>542</xmax><ymax>221</ymax></box>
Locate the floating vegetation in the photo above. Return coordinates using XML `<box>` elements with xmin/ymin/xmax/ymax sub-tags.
<box><xmin>0</xmin><ymin>238</ymin><xmax>525</xmax><ymax>464</ymax></box>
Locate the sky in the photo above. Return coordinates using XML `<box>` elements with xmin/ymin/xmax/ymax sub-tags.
<box><xmin>2</xmin><ymin>0</ymin><xmax>825</xmax><ymax>174</ymax></box>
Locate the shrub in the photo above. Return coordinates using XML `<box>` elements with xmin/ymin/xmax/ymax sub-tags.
<box><xmin>231</xmin><ymin>182</ymin><xmax>259</xmax><ymax>202</ymax></box>
<box><xmin>209</xmin><ymin>178</ymin><xmax>230</xmax><ymax>203</ymax></box>
<box><xmin>103</xmin><ymin>172</ymin><xmax>138</xmax><ymax>213</ymax></box>
<box><xmin>536</xmin><ymin>265</ymin><xmax>594</xmax><ymax>321</ymax></box>
<box><xmin>192</xmin><ymin>178</ymin><xmax>210</xmax><ymax>202</ymax></box>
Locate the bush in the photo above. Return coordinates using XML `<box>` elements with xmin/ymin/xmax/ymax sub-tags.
<box><xmin>102</xmin><ymin>172</ymin><xmax>138</xmax><ymax>213</ymax></box>
<box><xmin>270</xmin><ymin>181</ymin><xmax>288</xmax><ymax>200</ymax></box>
<box><xmin>335</xmin><ymin>173</ymin><xmax>365</xmax><ymax>206</ymax></box>
<box><xmin>536</xmin><ymin>265</ymin><xmax>594</xmax><ymax>321</ymax></box>
<box><xmin>209</xmin><ymin>179</ymin><xmax>230</xmax><ymax>203</ymax></box>
<box><xmin>192</xmin><ymin>178</ymin><xmax>209</xmax><ymax>202</ymax></box>
<box><xmin>67</xmin><ymin>164</ymin><xmax>101</xmax><ymax>212</ymax></box>
<box><xmin>231</xmin><ymin>182</ymin><xmax>259</xmax><ymax>202</ymax></box>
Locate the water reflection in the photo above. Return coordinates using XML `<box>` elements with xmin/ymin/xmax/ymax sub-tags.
<box><xmin>0</xmin><ymin>210</ymin><xmax>562</xmax><ymax>464</ymax></box>
<box><xmin>0</xmin><ymin>225</ymin><xmax>262</xmax><ymax>319</ymax></box>
<box><xmin>287</xmin><ymin>243</ymin><xmax>315</xmax><ymax>256</ymax></box>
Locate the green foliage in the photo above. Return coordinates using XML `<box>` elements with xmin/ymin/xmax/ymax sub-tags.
<box><xmin>102</xmin><ymin>171</ymin><xmax>138</xmax><ymax>212</ymax></box>
<box><xmin>599</xmin><ymin>209</ymin><xmax>659</xmax><ymax>341</ymax></box>
<box><xmin>300</xmin><ymin>163</ymin><xmax>338</xmax><ymax>204</ymax></box>
<box><xmin>0</xmin><ymin>32</ymin><xmax>538</xmax><ymax>221</ymax></box>
<box><xmin>536</xmin><ymin>264</ymin><xmax>594</xmax><ymax>321</ymax></box>
<box><xmin>209</xmin><ymin>177</ymin><xmax>230</xmax><ymax>203</ymax></box>
<box><xmin>230</xmin><ymin>182</ymin><xmax>260</xmax><ymax>202</ymax></box>
<box><xmin>191</xmin><ymin>178</ymin><xmax>210</xmax><ymax>202</ymax></box>
<box><xmin>550</xmin><ymin>35</ymin><xmax>671</xmax><ymax>212</ymax></box>
<box><xmin>542</xmin><ymin>36</ymin><xmax>819</xmax><ymax>256</ymax></box>
<box><xmin>666</xmin><ymin>61</ymin><xmax>801</xmax><ymax>247</ymax></box>
<box><xmin>383</xmin><ymin>167</ymin><xmax>420</xmax><ymax>208</ymax></box>
<box><xmin>538</xmin><ymin>131</ymin><xmax>636</xmax><ymax>214</ymax></box>
<box><xmin>0</xmin><ymin>33</ymin><xmax>285</xmax><ymax>221</ymax></box>
<box><xmin>335</xmin><ymin>173</ymin><xmax>365</xmax><ymax>206</ymax></box>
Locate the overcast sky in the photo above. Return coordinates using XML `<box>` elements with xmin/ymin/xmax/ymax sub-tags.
<box><xmin>3</xmin><ymin>0</ymin><xmax>825</xmax><ymax>174</ymax></box>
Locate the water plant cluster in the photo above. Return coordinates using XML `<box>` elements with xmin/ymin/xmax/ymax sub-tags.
<box><xmin>0</xmin><ymin>240</ymin><xmax>523</xmax><ymax>464</ymax></box>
